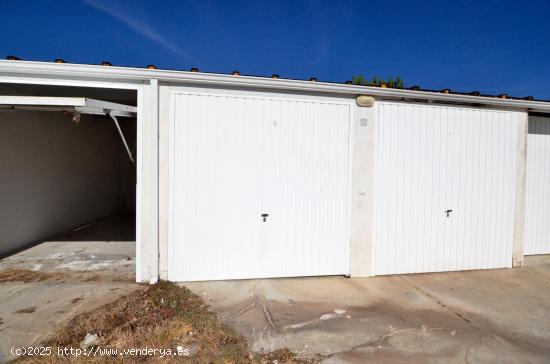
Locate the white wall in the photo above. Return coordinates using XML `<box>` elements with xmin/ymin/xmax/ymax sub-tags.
<box><xmin>0</xmin><ymin>109</ymin><xmax>129</xmax><ymax>256</ymax></box>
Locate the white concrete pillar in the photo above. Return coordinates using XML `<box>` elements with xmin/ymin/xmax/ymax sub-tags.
<box><xmin>136</xmin><ymin>79</ymin><xmax>160</xmax><ymax>283</ymax></box>
<box><xmin>349</xmin><ymin>96</ymin><xmax>377</xmax><ymax>277</ymax></box>
<box><xmin>158</xmin><ymin>85</ymin><xmax>171</xmax><ymax>280</ymax></box>
<box><xmin>512</xmin><ymin>112</ymin><xmax>528</xmax><ymax>267</ymax></box>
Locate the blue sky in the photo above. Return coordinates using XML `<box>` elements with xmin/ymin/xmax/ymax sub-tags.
<box><xmin>1</xmin><ymin>0</ymin><xmax>549</xmax><ymax>98</ymax></box>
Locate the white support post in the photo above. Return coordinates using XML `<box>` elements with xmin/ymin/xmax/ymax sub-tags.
<box><xmin>135</xmin><ymin>79</ymin><xmax>160</xmax><ymax>283</ymax></box>
<box><xmin>149</xmin><ymin>79</ymin><xmax>160</xmax><ymax>284</ymax></box>
<box><xmin>349</xmin><ymin>98</ymin><xmax>377</xmax><ymax>277</ymax></box>
<box><xmin>158</xmin><ymin>85</ymin><xmax>171</xmax><ymax>280</ymax></box>
<box><xmin>512</xmin><ymin>113</ymin><xmax>528</xmax><ymax>267</ymax></box>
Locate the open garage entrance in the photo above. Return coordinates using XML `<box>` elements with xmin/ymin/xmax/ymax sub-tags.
<box><xmin>0</xmin><ymin>83</ymin><xmax>138</xmax><ymax>281</ymax></box>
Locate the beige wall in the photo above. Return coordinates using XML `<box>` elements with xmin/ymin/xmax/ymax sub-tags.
<box><xmin>0</xmin><ymin>109</ymin><xmax>134</xmax><ymax>256</ymax></box>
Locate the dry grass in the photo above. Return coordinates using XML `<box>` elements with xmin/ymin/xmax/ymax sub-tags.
<box><xmin>16</xmin><ymin>281</ymin><xmax>317</xmax><ymax>363</ymax></box>
<box><xmin>0</xmin><ymin>269</ymin><xmax>65</xmax><ymax>282</ymax></box>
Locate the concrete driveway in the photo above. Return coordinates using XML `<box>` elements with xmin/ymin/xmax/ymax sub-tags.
<box><xmin>185</xmin><ymin>256</ymin><xmax>550</xmax><ymax>363</ymax></box>
<box><xmin>0</xmin><ymin>213</ymin><xmax>139</xmax><ymax>362</ymax></box>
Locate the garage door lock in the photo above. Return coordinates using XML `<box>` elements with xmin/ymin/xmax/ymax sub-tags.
<box><xmin>261</xmin><ymin>213</ymin><xmax>269</xmax><ymax>222</ymax></box>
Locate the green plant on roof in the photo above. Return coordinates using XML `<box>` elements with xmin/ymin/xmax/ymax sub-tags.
<box><xmin>352</xmin><ymin>75</ymin><xmax>404</xmax><ymax>88</ymax></box>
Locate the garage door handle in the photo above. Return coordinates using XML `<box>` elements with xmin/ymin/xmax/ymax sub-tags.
<box><xmin>261</xmin><ymin>213</ymin><xmax>269</xmax><ymax>222</ymax></box>
<box><xmin>445</xmin><ymin>209</ymin><xmax>453</xmax><ymax>217</ymax></box>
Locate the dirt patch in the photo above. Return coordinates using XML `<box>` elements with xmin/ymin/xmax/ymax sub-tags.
<box><xmin>83</xmin><ymin>275</ymin><xmax>101</xmax><ymax>282</ymax></box>
<box><xmin>14</xmin><ymin>307</ymin><xmax>36</xmax><ymax>314</ymax></box>
<box><xmin>16</xmin><ymin>282</ymin><xmax>318</xmax><ymax>363</ymax></box>
<box><xmin>0</xmin><ymin>268</ymin><xmax>133</xmax><ymax>284</ymax></box>
<box><xmin>0</xmin><ymin>269</ymin><xmax>65</xmax><ymax>283</ymax></box>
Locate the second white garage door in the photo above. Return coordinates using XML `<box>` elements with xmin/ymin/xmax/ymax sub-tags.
<box><xmin>373</xmin><ymin>102</ymin><xmax>522</xmax><ymax>275</ymax></box>
<box><xmin>168</xmin><ymin>90</ymin><xmax>352</xmax><ymax>281</ymax></box>
<box><xmin>524</xmin><ymin>115</ymin><xmax>550</xmax><ymax>255</ymax></box>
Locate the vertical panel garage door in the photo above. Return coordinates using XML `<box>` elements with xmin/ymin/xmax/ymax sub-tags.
<box><xmin>524</xmin><ymin>115</ymin><xmax>550</xmax><ymax>255</ymax></box>
<box><xmin>168</xmin><ymin>91</ymin><xmax>352</xmax><ymax>281</ymax></box>
<box><xmin>373</xmin><ymin>102</ymin><xmax>521</xmax><ymax>275</ymax></box>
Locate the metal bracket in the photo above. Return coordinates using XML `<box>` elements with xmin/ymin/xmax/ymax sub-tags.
<box><xmin>109</xmin><ymin>112</ymin><xmax>135</xmax><ymax>166</ymax></box>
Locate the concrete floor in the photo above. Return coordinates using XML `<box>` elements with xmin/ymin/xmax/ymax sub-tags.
<box><xmin>0</xmin><ymin>213</ymin><xmax>138</xmax><ymax>362</ymax></box>
<box><xmin>0</xmin><ymin>213</ymin><xmax>135</xmax><ymax>281</ymax></box>
<box><xmin>185</xmin><ymin>256</ymin><xmax>550</xmax><ymax>363</ymax></box>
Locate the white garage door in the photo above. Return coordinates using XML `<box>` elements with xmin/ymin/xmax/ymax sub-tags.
<box><xmin>168</xmin><ymin>90</ymin><xmax>352</xmax><ymax>281</ymax></box>
<box><xmin>524</xmin><ymin>115</ymin><xmax>550</xmax><ymax>255</ymax></box>
<box><xmin>373</xmin><ymin>102</ymin><xmax>521</xmax><ymax>275</ymax></box>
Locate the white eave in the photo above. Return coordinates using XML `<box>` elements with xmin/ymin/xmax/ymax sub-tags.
<box><xmin>1</xmin><ymin>60</ymin><xmax>549</xmax><ymax>113</ymax></box>
<box><xmin>0</xmin><ymin>96</ymin><xmax>137</xmax><ymax>117</ymax></box>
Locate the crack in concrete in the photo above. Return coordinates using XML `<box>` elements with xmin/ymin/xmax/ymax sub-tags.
<box><xmin>228</xmin><ymin>300</ymin><xmax>256</xmax><ymax>319</ymax></box>
<box><xmin>226</xmin><ymin>296</ymin><xmax>277</xmax><ymax>332</ymax></box>
<box><xmin>325</xmin><ymin>326</ymin><xmax>450</xmax><ymax>358</ymax></box>
<box><xmin>225</xmin><ymin>280</ymin><xmax>264</xmax><ymax>320</ymax></box>
<box><xmin>401</xmin><ymin>277</ymin><xmax>473</xmax><ymax>325</ymax></box>
<box><xmin>262</xmin><ymin>302</ymin><xmax>277</xmax><ymax>330</ymax></box>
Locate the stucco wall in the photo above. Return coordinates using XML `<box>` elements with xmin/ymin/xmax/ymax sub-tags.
<box><xmin>0</xmin><ymin>110</ymin><xmax>132</xmax><ymax>256</ymax></box>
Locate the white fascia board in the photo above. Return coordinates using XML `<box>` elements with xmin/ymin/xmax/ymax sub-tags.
<box><xmin>1</xmin><ymin>60</ymin><xmax>549</xmax><ymax>113</ymax></box>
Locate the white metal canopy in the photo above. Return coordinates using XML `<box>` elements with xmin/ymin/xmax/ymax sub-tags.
<box><xmin>0</xmin><ymin>96</ymin><xmax>136</xmax><ymax>117</ymax></box>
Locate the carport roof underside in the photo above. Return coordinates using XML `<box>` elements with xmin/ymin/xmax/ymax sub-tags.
<box><xmin>0</xmin><ymin>59</ymin><xmax>549</xmax><ymax>113</ymax></box>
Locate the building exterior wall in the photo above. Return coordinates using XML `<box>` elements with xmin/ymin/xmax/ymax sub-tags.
<box><xmin>157</xmin><ymin>88</ymin><xmax>532</xmax><ymax>281</ymax></box>
<box><xmin>0</xmin><ymin>110</ymin><xmax>122</xmax><ymax>256</ymax></box>
<box><xmin>1</xmin><ymin>62</ymin><xmax>547</xmax><ymax>282</ymax></box>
